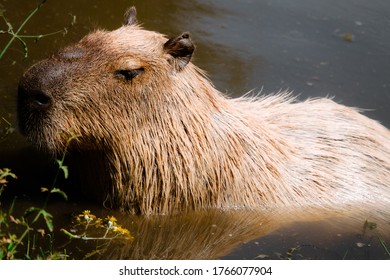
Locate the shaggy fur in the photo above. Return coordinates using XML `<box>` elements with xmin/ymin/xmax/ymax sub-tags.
<box><xmin>18</xmin><ymin>7</ymin><xmax>390</xmax><ymax>215</ymax></box>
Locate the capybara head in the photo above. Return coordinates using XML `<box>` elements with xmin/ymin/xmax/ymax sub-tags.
<box><xmin>18</xmin><ymin>7</ymin><xmax>195</xmax><ymax>153</ymax></box>
<box><xmin>17</xmin><ymin>7</ymin><xmax>390</xmax><ymax>216</ymax></box>
<box><xmin>18</xmin><ymin>7</ymin><xmax>225</xmax><ymax>214</ymax></box>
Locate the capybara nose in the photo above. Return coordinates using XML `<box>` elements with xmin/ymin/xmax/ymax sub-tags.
<box><xmin>18</xmin><ymin>83</ymin><xmax>53</xmax><ymax>111</ymax></box>
<box><xmin>17</xmin><ymin>83</ymin><xmax>53</xmax><ymax>137</ymax></box>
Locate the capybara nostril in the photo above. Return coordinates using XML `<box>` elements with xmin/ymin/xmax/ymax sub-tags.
<box><xmin>30</xmin><ymin>90</ymin><xmax>52</xmax><ymax>108</ymax></box>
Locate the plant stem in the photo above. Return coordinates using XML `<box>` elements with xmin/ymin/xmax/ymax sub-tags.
<box><xmin>9</xmin><ymin>222</ymin><xmax>32</xmax><ymax>257</ymax></box>
<box><xmin>377</xmin><ymin>234</ymin><xmax>390</xmax><ymax>256</ymax></box>
<box><xmin>0</xmin><ymin>0</ymin><xmax>46</xmax><ymax>59</ymax></box>
<box><xmin>43</xmin><ymin>134</ymin><xmax>77</xmax><ymax>208</ymax></box>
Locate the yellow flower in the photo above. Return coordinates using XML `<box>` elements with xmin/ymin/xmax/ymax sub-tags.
<box><xmin>95</xmin><ymin>218</ymin><xmax>103</xmax><ymax>227</ymax></box>
<box><xmin>78</xmin><ymin>210</ymin><xmax>96</xmax><ymax>223</ymax></box>
<box><xmin>82</xmin><ymin>210</ymin><xmax>91</xmax><ymax>216</ymax></box>
<box><xmin>117</xmin><ymin>227</ymin><xmax>130</xmax><ymax>235</ymax></box>
<box><xmin>105</xmin><ymin>216</ymin><xmax>117</xmax><ymax>223</ymax></box>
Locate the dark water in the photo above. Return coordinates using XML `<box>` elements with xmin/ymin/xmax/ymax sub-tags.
<box><xmin>0</xmin><ymin>0</ymin><xmax>389</xmax><ymax>259</ymax></box>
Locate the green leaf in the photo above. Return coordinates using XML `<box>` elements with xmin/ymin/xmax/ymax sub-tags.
<box><xmin>0</xmin><ymin>168</ymin><xmax>17</xmax><ymax>180</ymax></box>
<box><xmin>56</xmin><ymin>159</ymin><xmax>69</xmax><ymax>179</ymax></box>
<box><xmin>7</xmin><ymin>242</ymin><xmax>15</xmax><ymax>251</ymax></box>
<box><xmin>23</xmin><ymin>206</ymin><xmax>40</xmax><ymax>217</ymax></box>
<box><xmin>50</xmin><ymin>188</ymin><xmax>68</xmax><ymax>200</ymax></box>
<box><xmin>40</xmin><ymin>210</ymin><xmax>53</xmax><ymax>232</ymax></box>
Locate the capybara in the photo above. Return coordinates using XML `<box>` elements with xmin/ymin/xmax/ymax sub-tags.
<box><xmin>17</xmin><ymin>7</ymin><xmax>390</xmax><ymax>215</ymax></box>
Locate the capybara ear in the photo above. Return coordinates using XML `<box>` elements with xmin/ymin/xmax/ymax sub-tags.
<box><xmin>163</xmin><ymin>32</ymin><xmax>195</xmax><ymax>71</ymax></box>
<box><xmin>123</xmin><ymin>6</ymin><xmax>138</xmax><ymax>26</ymax></box>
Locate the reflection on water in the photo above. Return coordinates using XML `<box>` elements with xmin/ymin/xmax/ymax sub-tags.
<box><xmin>5</xmin><ymin>196</ymin><xmax>389</xmax><ymax>260</ymax></box>
<box><xmin>3</xmin><ymin>192</ymin><xmax>389</xmax><ymax>259</ymax></box>
<box><xmin>90</xmin><ymin>209</ymin><xmax>390</xmax><ymax>260</ymax></box>
<box><xmin>1</xmin><ymin>0</ymin><xmax>390</xmax><ymax>259</ymax></box>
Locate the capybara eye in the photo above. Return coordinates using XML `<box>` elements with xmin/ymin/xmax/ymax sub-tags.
<box><xmin>114</xmin><ymin>68</ymin><xmax>144</xmax><ymax>81</ymax></box>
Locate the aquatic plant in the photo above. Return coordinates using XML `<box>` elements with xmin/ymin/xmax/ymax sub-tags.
<box><xmin>0</xmin><ymin>117</ymin><xmax>14</xmax><ymax>143</ymax></box>
<box><xmin>0</xmin><ymin>1</ymin><xmax>131</xmax><ymax>259</ymax></box>
<box><xmin>61</xmin><ymin>210</ymin><xmax>133</xmax><ymax>259</ymax></box>
<box><xmin>0</xmin><ymin>135</ymin><xmax>75</xmax><ymax>259</ymax></box>
<box><xmin>0</xmin><ymin>0</ymin><xmax>76</xmax><ymax>60</ymax></box>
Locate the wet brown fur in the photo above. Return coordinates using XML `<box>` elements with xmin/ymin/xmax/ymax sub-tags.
<box><xmin>18</xmin><ymin>7</ymin><xmax>390</xmax><ymax>217</ymax></box>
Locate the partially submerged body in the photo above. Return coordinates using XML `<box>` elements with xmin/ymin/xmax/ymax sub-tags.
<box><xmin>17</xmin><ymin>7</ymin><xmax>390</xmax><ymax>216</ymax></box>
